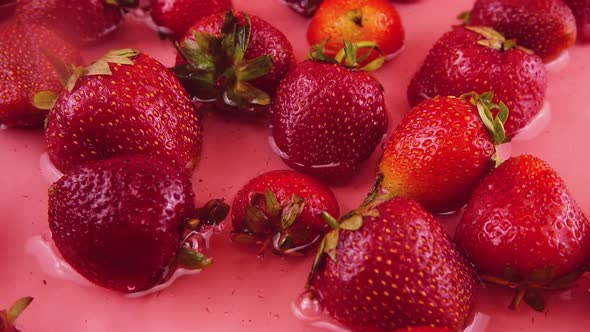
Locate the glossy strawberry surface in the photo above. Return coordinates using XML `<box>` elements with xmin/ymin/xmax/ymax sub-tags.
<box><xmin>151</xmin><ymin>0</ymin><xmax>232</xmax><ymax>38</ymax></box>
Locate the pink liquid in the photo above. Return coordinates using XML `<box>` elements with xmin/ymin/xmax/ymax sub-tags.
<box><xmin>2</xmin><ymin>0</ymin><xmax>590</xmax><ymax>331</ymax></box>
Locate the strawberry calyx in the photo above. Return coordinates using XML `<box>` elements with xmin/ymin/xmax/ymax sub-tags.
<box><xmin>32</xmin><ymin>49</ymin><xmax>140</xmax><ymax>111</ymax></box>
<box><xmin>173</xmin><ymin>11</ymin><xmax>273</xmax><ymax>111</ymax></box>
<box><xmin>466</xmin><ymin>26</ymin><xmax>534</xmax><ymax>54</ymax></box>
<box><xmin>461</xmin><ymin>91</ymin><xmax>509</xmax><ymax>167</ymax></box>
<box><xmin>457</xmin><ymin>11</ymin><xmax>472</xmax><ymax>26</ymax></box>
<box><xmin>309</xmin><ymin>39</ymin><xmax>385</xmax><ymax>72</ymax></box>
<box><xmin>479</xmin><ymin>266</ymin><xmax>585</xmax><ymax>312</ymax></box>
<box><xmin>231</xmin><ymin>189</ymin><xmax>312</xmax><ymax>256</ymax></box>
<box><xmin>0</xmin><ymin>297</ymin><xmax>33</xmax><ymax>332</ymax></box>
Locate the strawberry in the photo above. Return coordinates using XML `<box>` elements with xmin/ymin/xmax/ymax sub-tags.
<box><xmin>150</xmin><ymin>0</ymin><xmax>232</xmax><ymax>39</ymax></box>
<box><xmin>308</xmin><ymin>197</ymin><xmax>477</xmax><ymax>331</ymax></box>
<box><xmin>563</xmin><ymin>0</ymin><xmax>590</xmax><ymax>42</ymax></box>
<box><xmin>15</xmin><ymin>0</ymin><xmax>138</xmax><ymax>44</ymax></box>
<box><xmin>379</xmin><ymin>93</ymin><xmax>507</xmax><ymax>214</ymax></box>
<box><xmin>0</xmin><ymin>0</ymin><xmax>16</xmax><ymax>20</ymax></box>
<box><xmin>455</xmin><ymin>155</ymin><xmax>590</xmax><ymax>311</ymax></box>
<box><xmin>173</xmin><ymin>11</ymin><xmax>295</xmax><ymax>112</ymax></box>
<box><xmin>307</xmin><ymin>0</ymin><xmax>404</xmax><ymax>57</ymax></box>
<box><xmin>407</xmin><ymin>26</ymin><xmax>547</xmax><ymax>138</ymax></box>
<box><xmin>465</xmin><ymin>0</ymin><xmax>577</xmax><ymax>62</ymax></box>
<box><xmin>395</xmin><ymin>328</ymin><xmax>452</xmax><ymax>332</ymax></box>
<box><xmin>271</xmin><ymin>42</ymin><xmax>388</xmax><ymax>182</ymax></box>
<box><xmin>48</xmin><ymin>155</ymin><xmax>229</xmax><ymax>293</ymax></box>
<box><xmin>0</xmin><ymin>297</ymin><xmax>33</xmax><ymax>332</ymax></box>
<box><xmin>231</xmin><ymin>170</ymin><xmax>339</xmax><ymax>255</ymax></box>
<box><xmin>42</xmin><ymin>49</ymin><xmax>201</xmax><ymax>173</ymax></box>
<box><xmin>0</xmin><ymin>20</ymin><xmax>81</xmax><ymax>128</ymax></box>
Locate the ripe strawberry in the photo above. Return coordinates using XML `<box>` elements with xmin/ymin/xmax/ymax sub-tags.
<box><xmin>43</xmin><ymin>49</ymin><xmax>201</xmax><ymax>173</ymax></box>
<box><xmin>0</xmin><ymin>0</ymin><xmax>16</xmax><ymax>20</ymax></box>
<box><xmin>15</xmin><ymin>0</ymin><xmax>138</xmax><ymax>44</ymax></box>
<box><xmin>379</xmin><ymin>93</ymin><xmax>507</xmax><ymax>214</ymax></box>
<box><xmin>283</xmin><ymin>0</ymin><xmax>324</xmax><ymax>17</ymax></box>
<box><xmin>231</xmin><ymin>170</ymin><xmax>339</xmax><ymax>255</ymax></box>
<box><xmin>408</xmin><ymin>26</ymin><xmax>547</xmax><ymax>137</ymax></box>
<box><xmin>307</xmin><ymin>0</ymin><xmax>404</xmax><ymax>56</ymax></box>
<box><xmin>395</xmin><ymin>328</ymin><xmax>452</xmax><ymax>332</ymax></box>
<box><xmin>563</xmin><ymin>0</ymin><xmax>590</xmax><ymax>42</ymax></box>
<box><xmin>0</xmin><ymin>20</ymin><xmax>81</xmax><ymax>128</ymax></box>
<box><xmin>173</xmin><ymin>11</ymin><xmax>295</xmax><ymax>112</ymax></box>
<box><xmin>0</xmin><ymin>297</ymin><xmax>33</xmax><ymax>332</ymax></box>
<box><xmin>308</xmin><ymin>197</ymin><xmax>477</xmax><ymax>331</ymax></box>
<box><xmin>466</xmin><ymin>0</ymin><xmax>577</xmax><ymax>62</ymax></box>
<box><xmin>455</xmin><ymin>155</ymin><xmax>590</xmax><ymax>311</ymax></box>
<box><xmin>151</xmin><ymin>0</ymin><xmax>232</xmax><ymax>39</ymax></box>
<box><xmin>48</xmin><ymin>155</ymin><xmax>229</xmax><ymax>293</ymax></box>
<box><xmin>271</xmin><ymin>42</ymin><xmax>388</xmax><ymax>182</ymax></box>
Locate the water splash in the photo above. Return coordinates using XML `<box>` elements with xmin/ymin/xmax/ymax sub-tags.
<box><xmin>39</xmin><ymin>153</ymin><xmax>63</xmax><ymax>184</ymax></box>
<box><xmin>291</xmin><ymin>291</ymin><xmax>351</xmax><ymax>332</ymax></box>
<box><xmin>545</xmin><ymin>51</ymin><xmax>570</xmax><ymax>72</ymax></box>
<box><xmin>512</xmin><ymin>100</ymin><xmax>552</xmax><ymax>142</ymax></box>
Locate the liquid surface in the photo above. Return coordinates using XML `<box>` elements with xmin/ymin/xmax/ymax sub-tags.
<box><xmin>1</xmin><ymin>0</ymin><xmax>590</xmax><ymax>331</ymax></box>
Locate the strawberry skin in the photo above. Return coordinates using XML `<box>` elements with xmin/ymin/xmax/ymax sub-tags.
<box><xmin>395</xmin><ymin>328</ymin><xmax>452</xmax><ymax>332</ymax></box>
<box><xmin>307</xmin><ymin>0</ymin><xmax>404</xmax><ymax>56</ymax></box>
<box><xmin>309</xmin><ymin>198</ymin><xmax>477</xmax><ymax>331</ymax></box>
<box><xmin>0</xmin><ymin>20</ymin><xmax>81</xmax><ymax>128</ymax></box>
<box><xmin>407</xmin><ymin>27</ymin><xmax>547</xmax><ymax>138</ymax></box>
<box><xmin>231</xmin><ymin>170</ymin><xmax>339</xmax><ymax>254</ymax></box>
<box><xmin>564</xmin><ymin>0</ymin><xmax>590</xmax><ymax>42</ymax></box>
<box><xmin>151</xmin><ymin>0</ymin><xmax>232</xmax><ymax>38</ymax></box>
<box><xmin>45</xmin><ymin>50</ymin><xmax>201</xmax><ymax>173</ymax></box>
<box><xmin>271</xmin><ymin>59</ymin><xmax>388</xmax><ymax>182</ymax></box>
<box><xmin>15</xmin><ymin>0</ymin><xmax>131</xmax><ymax>44</ymax></box>
<box><xmin>48</xmin><ymin>155</ymin><xmax>196</xmax><ymax>293</ymax></box>
<box><xmin>379</xmin><ymin>96</ymin><xmax>496</xmax><ymax>214</ymax></box>
<box><xmin>456</xmin><ymin>155</ymin><xmax>590</xmax><ymax>295</ymax></box>
<box><xmin>469</xmin><ymin>0</ymin><xmax>577</xmax><ymax>62</ymax></box>
<box><xmin>176</xmin><ymin>11</ymin><xmax>295</xmax><ymax>99</ymax></box>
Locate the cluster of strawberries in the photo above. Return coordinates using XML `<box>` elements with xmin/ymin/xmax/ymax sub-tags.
<box><xmin>1</xmin><ymin>0</ymin><xmax>590</xmax><ymax>331</ymax></box>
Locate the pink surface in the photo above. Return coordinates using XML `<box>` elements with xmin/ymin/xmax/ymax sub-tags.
<box><xmin>1</xmin><ymin>0</ymin><xmax>590</xmax><ymax>331</ymax></box>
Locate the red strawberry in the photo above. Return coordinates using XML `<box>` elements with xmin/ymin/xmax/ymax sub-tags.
<box><xmin>563</xmin><ymin>0</ymin><xmax>590</xmax><ymax>42</ymax></box>
<box><xmin>307</xmin><ymin>0</ymin><xmax>405</xmax><ymax>57</ymax></box>
<box><xmin>283</xmin><ymin>0</ymin><xmax>324</xmax><ymax>17</ymax></box>
<box><xmin>455</xmin><ymin>155</ymin><xmax>590</xmax><ymax>311</ymax></box>
<box><xmin>48</xmin><ymin>155</ymin><xmax>228</xmax><ymax>293</ymax></box>
<box><xmin>466</xmin><ymin>0</ymin><xmax>577</xmax><ymax>62</ymax></box>
<box><xmin>271</xmin><ymin>42</ymin><xmax>388</xmax><ymax>182</ymax></box>
<box><xmin>0</xmin><ymin>0</ymin><xmax>16</xmax><ymax>20</ymax></box>
<box><xmin>308</xmin><ymin>197</ymin><xmax>477</xmax><ymax>331</ymax></box>
<box><xmin>173</xmin><ymin>11</ymin><xmax>295</xmax><ymax>112</ymax></box>
<box><xmin>0</xmin><ymin>297</ymin><xmax>33</xmax><ymax>332</ymax></box>
<box><xmin>408</xmin><ymin>26</ymin><xmax>547</xmax><ymax>138</ymax></box>
<box><xmin>395</xmin><ymin>328</ymin><xmax>452</xmax><ymax>332</ymax></box>
<box><xmin>379</xmin><ymin>93</ymin><xmax>507</xmax><ymax>214</ymax></box>
<box><xmin>151</xmin><ymin>0</ymin><xmax>232</xmax><ymax>39</ymax></box>
<box><xmin>43</xmin><ymin>49</ymin><xmax>201</xmax><ymax>173</ymax></box>
<box><xmin>0</xmin><ymin>20</ymin><xmax>81</xmax><ymax>128</ymax></box>
<box><xmin>231</xmin><ymin>170</ymin><xmax>339</xmax><ymax>255</ymax></box>
<box><xmin>15</xmin><ymin>0</ymin><xmax>138</xmax><ymax>44</ymax></box>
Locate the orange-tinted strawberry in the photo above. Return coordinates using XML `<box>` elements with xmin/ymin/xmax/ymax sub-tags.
<box><xmin>151</xmin><ymin>0</ymin><xmax>232</xmax><ymax>38</ymax></box>
<box><xmin>15</xmin><ymin>0</ymin><xmax>138</xmax><ymax>44</ymax></box>
<box><xmin>0</xmin><ymin>297</ymin><xmax>32</xmax><ymax>332</ymax></box>
<box><xmin>0</xmin><ymin>20</ymin><xmax>81</xmax><ymax>128</ymax></box>
<box><xmin>271</xmin><ymin>42</ymin><xmax>388</xmax><ymax>183</ymax></box>
<box><xmin>408</xmin><ymin>26</ymin><xmax>547</xmax><ymax>137</ymax></box>
<box><xmin>308</xmin><ymin>197</ymin><xmax>477</xmax><ymax>331</ymax></box>
<box><xmin>467</xmin><ymin>0</ymin><xmax>577</xmax><ymax>62</ymax></box>
<box><xmin>173</xmin><ymin>11</ymin><xmax>295</xmax><ymax>112</ymax></box>
<box><xmin>307</xmin><ymin>0</ymin><xmax>404</xmax><ymax>57</ymax></box>
<box><xmin>44</xmin><ymin>49</ymin><xmax>201</xmax><ymax>173</ymax></box>
<box><xmin>563</xmin><ymin>0</ymin><xmax>590</xmax><ymax>42</ymax></box>
<box><xmin>231</xmin><ymin>170</ymin><xmax>339</xmax><ymax>255</ymax></box>
<box><xmin>379</xmin><ymin>93</ymin><xmax>507</xmax><ymax>214</ymax></box>
<box><xmin>455</xmin><ymin>155</ymin><xmax>590</xmax><ymax>311</ymax></box>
